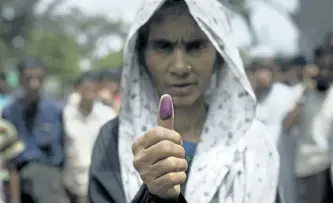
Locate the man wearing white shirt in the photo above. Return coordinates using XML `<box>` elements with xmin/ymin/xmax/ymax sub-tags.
<box><xmin>63</xmin><ymin>72</ymin><xmax>117</xmax><ymax>202</ymax></box>
<box><xmin>294</xmin><ymin>50</ymin><xmax>333</xmax><ymax>202</ymax></box>
<box><xmin>248</xmin><ymin>58</ymin><xmax>303</xmax><ymax>202</ymax></box>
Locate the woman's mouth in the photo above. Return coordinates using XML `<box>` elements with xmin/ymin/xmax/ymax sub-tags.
<box><xmin>168</xmin><ymin>83</ymin><xmax>195</xmax><ymax>96</ymax></box>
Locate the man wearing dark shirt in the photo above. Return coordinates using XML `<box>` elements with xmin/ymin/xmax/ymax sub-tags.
<box><xmin>2</xmin><ymin>56</ymin><xmax>69</xmax><ymax>202</ymax></box>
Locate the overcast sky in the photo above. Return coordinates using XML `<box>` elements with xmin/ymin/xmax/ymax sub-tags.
<box><xmin>36</xmin><ymin>0</ymin><xmax>300</xmax><ymax>61</ymax></box>
<box><xmin>36</xmin><ymin>0</ymin><xmax>146</xmax><ymax>60</ymax></box>
<box><xmin>37</xmin><ymin>0</ymin><xmax>143</xmax><ymax>23</ymax></box>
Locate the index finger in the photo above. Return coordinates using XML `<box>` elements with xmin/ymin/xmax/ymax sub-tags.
<box><xmin>132</xmin><ymin>127</ymin><xmax>182</xmax><ymax>155</ymax></box>
<box><xmin>157</xmin><ymin>94</ymin><xmax>174</xmax><ymax>130</ymax></box>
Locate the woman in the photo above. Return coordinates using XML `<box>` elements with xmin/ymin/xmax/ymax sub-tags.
<box><xmin>89</xmin><ymin>0</ymin><xmax>279</xmax><ymax>202</ymax></box>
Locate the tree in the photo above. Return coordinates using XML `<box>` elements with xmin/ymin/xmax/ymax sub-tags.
<box><xmin>94</xmin><ymin>51</ymin><xmax>123</xmax><ymax>70</ymax></box>
<box><xmin>24</xmin><ymin>31</ymin><xmax>80</xmax><ymax>85</ymax></box>
<box><xmin>0</xmin><ymin>0</ymin><xmax>66</xmax><ymax>70</ymax></box>
<box><xmin>42</xmin><ymin>7</ymin><xmax>127</xmax><ymax>62</ymax></box>
<box><xmin>0</xmin><ymin>0</ymin><xmax>127</xmax><ymax>86</ymax></box>
<box><xmin>0</xmin><ymin>0</ymin><xmax>38</xmax><ymax>70</ymax></box>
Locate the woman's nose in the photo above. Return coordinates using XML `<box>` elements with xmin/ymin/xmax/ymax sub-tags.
<box><xmin>169</xmin><ymin>49</ymin><xmax>190</xmax><ymax>77</ymax></box>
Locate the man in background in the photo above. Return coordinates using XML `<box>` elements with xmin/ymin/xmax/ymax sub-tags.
<box><xmin>98</xmin><ymin>68</ymin><xmax>121</xmax><ymax>113</ymax></box>
<box><xmin>2</xmin><ymin>56</ymin><xmax>68</xmax><ymax>202</ymax></box>
<box><xmin>63</xmin><ymin>72</ymin><xmax>116</xmax><ymax>202</ymax></box>
<box><xmin>294</xmin><ymin>47</ymin><xmax>333</xmax><ymax>202</ymax></box>
<box><xmin>66</xmin><ymin>76</ymin><xmax>82</xmax><ymax>106</ymax></box>
<box><xmin>248</xmin><ymin>57</ymin><xmax>304</xmax><ymax>202</ymax></box>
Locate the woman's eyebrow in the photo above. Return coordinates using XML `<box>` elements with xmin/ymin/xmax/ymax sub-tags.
<box><xmin>149</xmin><ymin>38</ymin><xmax>173</xmax><ymax>42</ymax></box>
<box><xmin>148</xmin><ymin>37</ymin><xmax>209</xmax><ymax>45</ymax></box>
<box><xmin>181</xmin><ymin>38</ymin><xmax>209</xmax><ymax>44</ymax></box>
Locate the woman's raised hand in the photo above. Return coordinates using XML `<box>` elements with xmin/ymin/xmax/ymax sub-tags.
<box><xmin>132</xmin><ymin>94</ymin><xmax>187</xmax><ymax>199</ymax></box>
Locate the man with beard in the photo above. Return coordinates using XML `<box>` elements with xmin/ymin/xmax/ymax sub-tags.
<box><xmin>294</xmin><ymin>48</ymin><xmax>333</xmax><ymax>203</ymax></box>
<box><xmin>249</xmin><ymin>58</ymin><xmax>303</xmax><ymax>202</ymax></box>
<box><xmin>250</xmin><ymin>59</ymin><xmax>300</xmax><ymax>144</ymax></box>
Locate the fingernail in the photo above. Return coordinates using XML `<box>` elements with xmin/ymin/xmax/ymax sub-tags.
<box><xmin>159</xmin><ymin>95</ymin><xmax>173</xmax><ymax>120</ymax></box>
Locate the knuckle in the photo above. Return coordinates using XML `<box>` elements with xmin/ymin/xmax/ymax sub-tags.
<box><xmin>131</xmin><ymin>142</ymin><xmax>138</xmax><ymax>154</ymax></box>
<box><xmin>167</xmin><ymin>172</ymin><xmax>176</xmax><ymax>183</ymax></box>
<box><xmin>161</xmin><ymin>140</ymin><xmax>172</xmax><ymax>152</ymax></box>
<box><xmin>183</xmin><ymin>159</ymin><xmax>189</xmax><ymax>171</ymax></box>
<box><xmin>133</xmin><ymin>156</ymin><xmax>142</xmax><ymax>170</ymax></box>
<box><xmin>177</xmin><ymin>159</ymin><xmax>188</xmax><ymax>171</ymax></box>
<box><xmin>180</xmin><ymin>172</ymin><xmax>187</xmax><ymax>184</ymax></box>
<box><xmin>165</xmin><ymin>157</ymin><xmax>177</xmax><ymax>169</ymax></box>
<box><xmin>179</xmin><ymin>147</ymin><xmax>185</xmax><ymax>158</ymax></box>
<box><xmin>168</xmin><ymin>172</ymin><xmax>187</xmax><ymax>185</ymax></box>
<box><xmin>154</xmin><ymin>126</ymin><xmax>164</xmax><ymax>138</ymax></box>
<box><xmin>172</xmin><ymin>131</ymin><xmax>182</xmax><ymax>144</ymax></box>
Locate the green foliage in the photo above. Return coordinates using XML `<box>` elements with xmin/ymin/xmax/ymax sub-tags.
<box><xmin>24</xmin><ymin>31</ymin><xmax>80</xmax><ymax>83</ymax></box>
<box><xmin>94</xmin><ymin>51</ymin><xmax>123</xmax><ymax>70</ymax></box>
<box><xmin>0</xmin><ymin>0</ymin><xmax>127</xmax><ymax>90</ymax></box>
<box><xmin>48</xmin><ymin>7</ymin><xmax>127</xmax><ymax>60</ymax></box>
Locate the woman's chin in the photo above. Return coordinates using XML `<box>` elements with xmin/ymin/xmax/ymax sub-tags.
<box><xmin>171</xmin><ymin>94</ymin><xmax>199</xmax><ymax>107</ymax></box>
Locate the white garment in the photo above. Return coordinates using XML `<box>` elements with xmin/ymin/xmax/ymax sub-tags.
<box><xmin>295</xmin><ymin>87</ymin><xmax>332</xmax><ymax>177</ymax></box>
<box><xmin>290</xmin><ymin>83</ymin><xmax>306</xmax><ymax>103</ymax></box>
<box><xmin>322</xmin><ymin>86</ymin><xmax>333</xmax><ymax>184</ymax></box>
<box><xmin>67</xmin><ymin>92</ymin><xmax>80</xmax><ymax>106</ymax></box>
<box><xmin>63</xmin><ymin>102</ymin><xmax>116</xmax><ymax>196</ymax></box>
<box><xmin>303</xmin><ymin>85</ymin><xmax>333</xmax><ymax>179</ymax></box>
<box><xmin>256</xmin><ymin>83</ymin><xmax>299</xmax><ymax>145</ymax></box>
<box><xmin>118</xmin><ymin>0</ymin><xmax>279</xmax><ymax>202</ymax></box>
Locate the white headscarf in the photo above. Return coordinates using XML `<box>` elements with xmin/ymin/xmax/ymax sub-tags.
<box><xmin>118</xmin><ymin>0</ymin><xmax>279</xmax><ymax>202</ymax></box>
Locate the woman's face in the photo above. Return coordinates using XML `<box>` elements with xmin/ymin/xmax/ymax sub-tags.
<box><xmin>144</xmin><ymin>10</ymin><xmax>217</xmax><ymax>107</ymax></box>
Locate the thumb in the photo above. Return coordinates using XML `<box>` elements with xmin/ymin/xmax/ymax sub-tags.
<box><xmin>157</xmin><ymin>94</ymin><xmax>174</xmax><ymax>130</ymax></box>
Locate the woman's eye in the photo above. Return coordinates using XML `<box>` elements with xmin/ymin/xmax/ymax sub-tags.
<box><xmin>151</xmin><ymin>41</ymin><xmax>174</xmax><ymax>53</ymax></box>
<box><xmin>186</xmin><ymin>40</ymin><xmax>207</xmax><ymax>52</ymax></box>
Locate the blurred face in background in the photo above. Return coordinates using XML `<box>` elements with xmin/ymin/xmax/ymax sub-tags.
<box><xmin>315</xmin><ymin>53</ymin><xmax>333</xmax><ymax>91</ymax></box>
<box><xmin>103</xmin><ymin>80</ymin><xmax>120</xmax><ymax>95</ymax></box>
<box><xmin>20</xmin><ymin>67</ymin><xmax>45</xmax><ymax>102</ymax></box>
<box><xmin>99</xmin><ymin>79</ymin><xmax>120</xmax><ymax>104</ymax></box>
<box><xmin>78</xmin><ymin>79</ymin><xmax>99</xmax><ymax>105</ymax></box>
<box><xmin>254</xmin><ymin>68</ymin><xmax>273</xmax><ymax>89</ymax></box>
<box><xmin>253</xmin><ymin>67</ymin><xmax>273</xmax><ymax>101</ymax></box>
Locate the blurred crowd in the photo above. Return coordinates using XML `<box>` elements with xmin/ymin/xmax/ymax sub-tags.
<box><xmin>246</xmin><ymin>33</ymin><xmax>333</xmax><ymax>202</ymax></box>
<box><xmin>0</xmin><ymin>58</ymin><xmax>121</xmax><ymax>202</ymax></box>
